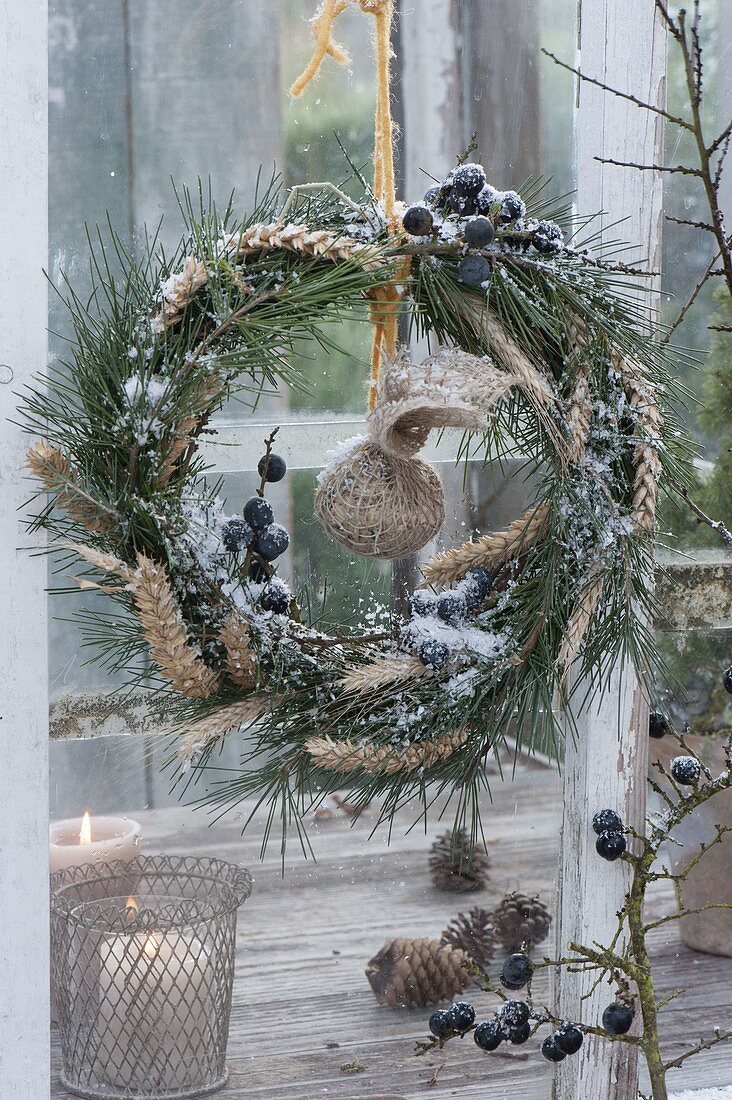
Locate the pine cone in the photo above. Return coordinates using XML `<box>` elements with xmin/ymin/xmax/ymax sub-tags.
<box><xmin>365</xmin><ymin>936</ymin><xmax>470</xmax><ymax>1008</ymax></box>
<box><xmin>441</xmin><ymin>906</ymin><xmax>496</xmax><ymax>971</ymax></box>
<box><xmin>428</xmin><ymin>827</ymin><xmax>491</xmax><ymax>893</ymax></box>
<box><xmin>492</xmin><ymin>892</ymin><xmax>552</xmax><ymax>954</ymax></box>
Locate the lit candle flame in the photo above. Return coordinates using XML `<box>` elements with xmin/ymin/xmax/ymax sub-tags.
<box><xmin>79</xmin><ymin>811</ymin><xmax>92</xmax><ymax>845</ymax></box>
<box><xmin>143</xmin><ymin>933</ymin><xmax>160</xmax><ymax>959</ymax></box>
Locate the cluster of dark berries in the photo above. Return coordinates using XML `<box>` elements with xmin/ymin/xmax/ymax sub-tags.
<box><xmin>541</xmin><ymin>1023</ymin><xmax>584</xmax><ymax>1062</ymax></box>
<box><xmin>220</xmin><ymin>451</ymin><xmax>292</xmax><ymax>613</ymax></box>
<box><xmin>592</xmin><ymin>808</ymin><xmax>627</xmax><ymax>862</ymax></box>
<box><xmin>402</xmin><ymin>165</ymin><xmax>564</xmax><ymax>289</ymax></box>
<box><xmin>474</xmin><ymin>1000</ymin><xmax>532</xmax><ymax>1051</ymax></box>
<box><xmin>401</xmin><ymin>567</ymin><xmax>495</xmax><ymax>670</ymax></box>
<box><xmin>428</xmin><ymin>1000</ymin><xmax>476</xmax><ymax>1039</ymax></box>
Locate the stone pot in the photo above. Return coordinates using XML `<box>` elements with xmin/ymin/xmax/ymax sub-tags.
<box><xmin>656</xmin><ymin>736</ymin><xmax>732</xmax><ymax>956</ymax></box>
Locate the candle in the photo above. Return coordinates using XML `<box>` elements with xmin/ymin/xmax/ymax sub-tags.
<box><xmin>49</xmin><ymin>812</ymin><xmax>142</xmax><ymax>1023</ymax></box>
<box><xmin>49</xmin><ymin>811</ymin><xmax>142</xmax><ymax>875</ymax></box>
<box><xmin>97</xmin><ymin>918</ymin><xmax>212</xmax><ymax>1091</ymax></box>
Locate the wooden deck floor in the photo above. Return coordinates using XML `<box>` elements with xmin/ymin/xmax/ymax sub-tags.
<box><xmin>51</xmin><ymin>762</ymin><xmax>732</xmax><ymax>1098</ymax></box>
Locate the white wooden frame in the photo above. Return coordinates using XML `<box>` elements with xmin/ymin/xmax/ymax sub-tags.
<box><xmin>1</xmin><ymin>0</ymin><xmax>50</xmax><ymax>1096</ymax></box>
<box><xmin>2</xmin><ymin>1</ymin><xmax>666</xmax><ymax>1096</ymax></box>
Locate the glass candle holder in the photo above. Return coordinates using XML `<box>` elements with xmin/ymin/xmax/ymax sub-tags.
<box><xmin>51</xmin><ymin>854</ymin><xmax>252</xmax><ymax>1099</ymax></box>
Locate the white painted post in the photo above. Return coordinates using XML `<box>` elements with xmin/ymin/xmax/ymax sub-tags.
<box><xmin>554</xmin><ymin>2</ymin><xmax>666</xmax><ymax>1098</ymax></box>
<box><xmin>0</xmin><ymin>2</ymin><xmax>50</xmax><ymax>1097</ymax></box>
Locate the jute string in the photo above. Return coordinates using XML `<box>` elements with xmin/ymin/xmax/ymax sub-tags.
<box><xmin>291</xmin><ymin>0</ymin><xmax>401</xmax><ymax>411</ymax></box>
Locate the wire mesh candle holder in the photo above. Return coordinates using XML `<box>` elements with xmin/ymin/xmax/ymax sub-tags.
<box><xmin>51</xmin><ymin>854</ymin><xmax>252</xmax><ymax>1100</ymax></box>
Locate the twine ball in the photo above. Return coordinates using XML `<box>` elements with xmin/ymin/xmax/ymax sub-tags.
<box><xmin>315</xmin><ymin>439</ymin><xmax>445</xmax><ymax>559</ymax></box>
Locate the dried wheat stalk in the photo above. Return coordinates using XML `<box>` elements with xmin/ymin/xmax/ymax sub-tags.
<box><xmin>175</xmin><ymin>697</ymin><xmax>268</xmax><ymax>763</ymax></box>
<box><xmin>131</xmin><ymin>553</ymin><xmax>220</xmax><ymax>699</ymax></box>
<box><xmin>62</xmin><ymin>541</ymin><xmax>134</xmax><ymax>583</ymax></box>
<box><xmin>556</xmin><ymin>572</ymin><xmax>605</xmax><ymax>681</ymax></box>
<box><xmin>304</xmin><ymin>729</ymin><xmax>468</xmax><ymax>775</ymax></box>
<box><xmin>152</xmin><ymin>255</ymin><xmax>208</xmax><ymax>332</ymax></box>
<box><xmin>220</xmin><ymin>612</ymin><xmax>257</xmax><ymax>690</ymax></box>
<box><xmin>223</xmin><ymin>221</ymin><xmax>382</xmax><ymax>269</ymax></box>
<box><xmin>337</xmin><ymin>655</ymin><xmax>427</xmax><ymax>695</ymax></box>
<box><xmin>566</xmin><ymin>363</ymin><xmax>593</xmax><ymax>465</ymax></box>
<box><xmin>27</xmin><ymin>441</ymin><xmax>117</xmax><ymax>534</ymax></box>
<box><xmin>155</xmin><ymin>378</ymin><xmax>225</xmax><ymax>487</ymax></box>
<box><xmin>422</xmin><ymin>503</ymin><xmax>549</xmax><ymax>586</ymax></box>
<box><xmin>619</xmin><ymin>359</ymin><xmax>663</xmax><ymax>533</ymax></box>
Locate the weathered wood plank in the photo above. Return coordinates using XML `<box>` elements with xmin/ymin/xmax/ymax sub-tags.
<box><xmin>1</xmin><ymin>1</ymin><xmax>50</xmax><ymax>1096</ymax></box>
<box><xmin>555</xmin><ymin>1</ymin><xmax>667</xmax><ymax>1097</ymax></box>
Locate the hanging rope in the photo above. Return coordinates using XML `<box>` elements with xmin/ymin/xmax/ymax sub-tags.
<box><xmin>290</xmin><ymin>0</ymin><xmax>401</xmax><ymax>411</ymax></box>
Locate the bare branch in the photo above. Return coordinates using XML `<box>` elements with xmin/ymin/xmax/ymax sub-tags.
<box><xmin>541</xmin><ymin>49</ymin><xmax>694</xmax><ymax>132</ymax></box>
<box><xmin>680</xmin><ymin>488</ymin><xmax>732</xmax><ymax>547</ymax></box>
<box><xmin>664</xmin><ymin>1029</ymin><xmax>732</xmax><ymax>1071</ymax></box>
<box><xmin>595</xmin><ymin>157</ymin><xmax>703</xmax><ymax>177</ymax></box>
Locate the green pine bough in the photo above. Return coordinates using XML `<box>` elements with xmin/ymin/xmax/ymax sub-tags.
<box><xmin>24</xmin><ymin>167</ymin><xmax>694</xmax><ymax>851</ymax></box>
<box><xmin>416</xmin><ymin>728</ymin><xmax>732</xmax><ymax>1099</ymax></box>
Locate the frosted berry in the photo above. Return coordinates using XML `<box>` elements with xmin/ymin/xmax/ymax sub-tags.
<box><xmin>474</xmin><ymin>1019</ymin><xmax>502</xmax><ymax>1051</ymax></box>
<box><xmin>476</xmin><ymin>185</ymin><xmax>498</xmax><ymax>215</ymax></box>
<box><xmin>403</xmin><ymin>205</ymin><xmax>434</xmax><ymax>236</ymax></box>
<box><xmin>602</xmin><ymin>1003</ymin><xmax>634</xmax><ymax>1035</ymax></box>
<box><xmin>437</xmin><ymin>592</ymin><xmax>466</xmax><ymax>626</ymax></box>
<box><xmin>501</xmin><ymin>952</ymin><xmax>533</xmax><ymax>990</ymax></box>
<box><xmin>256</xmin><ymin>523</ymin><xmax>290</xmax><ymax>561</ymax></box>
<box><xmin>248</xmin><ymin>560</ymin><xmax>268</xmax><ymax>583</ymax></box>
<box><xmin>448</xmin><ymin>191</ymin><xmax>478</xmax><ymax>217</ymax></box>
<box><xmin>452</xmin><ymin>163</ymin><xmax>487</xmax><ymax>199</ymax></box>
<box><xmin>243</xmin><ymin>496</ymin><xmax>274</xmax><ymax>529</ymax></box>
<box><xmin>409</xmin><ymin>590</ymin><xmax>437</xmax><ymax>618</ymax></box>
<box><xmin>428</xmin><ymin>1009</ymin><xmax>453</xmax><ymax>1038</ymax></box>
<box><xmin>542</xmin><ymin>1034</ymin><xmax>567</xmax><ymax>1062</ymax></box>
<box><xmin>532</xmin><ymin>220</ymin><xmax>564</xmax><ymax>255</ymax></box>
<box><xmin>498</xmin><ymin>1000</ymin><xmax>530</xmax><ymax>1030</ymax></box>
<box><xmin>458</xmin><ymin>253</ymin><xmax>491</xmax><ymax>288</ymax></box>
<box><xmin>555</xmin><ymin>1023</ymin><xmax>584</xmax><ymax>1055</ymax></box>
<box><xmin>649</xmin><ymin>711</ymin><xmax>669</xmax><ymax>739</ymax></box>
<box><xmin>462</xmin><ymin>566</ymin><xmax>494</xmax><ymax>609</ymax></box>
<box><xmin>261</xmin><ymin>577</ymin><xmax>291</xmax><ymax>614</ymax></box>
<box><xmin>446</xmin><ymin>1001</ymin><xmax>475</xmax><ymax>1032</ymax></box>
<box><xmin>724</xmin><ymin>667</ymin><xmax>732</xmax><ymax>695</ymax></box>
<box><xmin>498</xmin><ymin>191</ymin><xmax>526</xmax><ymax>223</ymax></box>
<box><xmin>418</xmin><ymin>638</ymin><xmax>451</xmax><ymax>670</ymax></box>
<box><xmin>596</xmin><ymin>831</ymin><xmax>627</xmax><ymax>862</ymax></box>
<box><xmin>592</xmin><ymin>808</ymin><xmax>623</xmax><ymax>835</ymax></box>
<box><xmin>671</xmin><ymin>755</ymin><xmax>701</xmax><ymax>786</ymax></box>
<box><xmin>507</xmin><ymin>1020</ymin><xmax>531</xmax><ymax>1045</ymax></box>
<box><xmin>222</xmin><ymin>517</ymin><xmax>254</xmax><ymax>553</ymax></box>
<box><xmin>257</xmin><ymin>453</ymin><xmax>287</xmax><ymax>483</ymax></box>
<box><xmin>464</xmin><ymin>216</ymin><xmax>495</xmax><ymax>248</ymax></box>
<box><xmin>423</xmin><ymin>184</ymin><xmax>441</xmax><ymax>207</ymax></box>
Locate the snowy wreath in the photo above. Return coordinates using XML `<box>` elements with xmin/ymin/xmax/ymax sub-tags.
<box><xmin>24</xmin><ymin>157</ymin><xmax>690</xmax><ymax>844</ymax></box>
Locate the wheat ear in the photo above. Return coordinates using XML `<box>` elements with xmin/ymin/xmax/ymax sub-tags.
<box><xmin>337</xmin><ymin>655</ymin><xmax>427</xmax><ymax>695</ymax></box>
<box><xmin>422</xmin><ymin>503</ymin><xmax>549</xmax><ymax>586</ymax></box>
<box><xmin>131</xmin><ymin>554</ymin><xmax>220</xmax><ymax>699</ymax></box>
<box><xmin>304</xmin><ymin>730</ymin><xmax>468</xmax><ymax>775</ymax></box>
<box><xmin>557</xmin><ymin>573</ymin><xmax>606</xmax><ymax>682</ymax></box>
<box><xmin>219</xmin><ymin>613</ymin><xmax>257</xmax><ymax>690</ymax></box>
<box><xmin>61</xmin><ymin>541</ymin><xmax>134</xmax><ymax>583</ymax></box>
<box><xmin>175</xmin><ymin>697</ymin><xmax>269</xmax><ymax>763</ymax></box>
<box><xmin>28</xmin><ymin>441</ymin><xmax>117</xmax><ymax>534</ymax></box>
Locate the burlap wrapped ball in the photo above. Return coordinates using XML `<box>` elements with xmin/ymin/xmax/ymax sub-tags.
<box><xmin>315</xmin><ymin>438</ymin><xmax>445</xmax><ymax>559</ymax></box>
